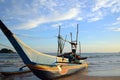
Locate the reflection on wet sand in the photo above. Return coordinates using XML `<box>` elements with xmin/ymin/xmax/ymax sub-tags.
<box><xmin>0</xmin><ymin>68</ymin><xmax>87</xmax><ymax>80</ymax></box>
<box><xmin>1</xmin><ymin>68</ymin><xmax>120</xmax><ymax>80</ymax></box>
<box><xmin>0</xmin><ymin>72</ymin><xmax>40</xmax><ymax>80</ymax></box>
<box><xmin>55</xmin><ymin>68</ymin><xmax>88</xmax><ymax>80</ymax></box>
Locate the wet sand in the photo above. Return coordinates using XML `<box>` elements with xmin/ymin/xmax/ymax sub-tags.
<box><xmin>55</xmin><ymin>69</ymin><xmax>120</xmax><ymax>80</ymax></box>
<box><xmin>0</xmin><ymin>70</ymin><xmax>120</xmax><ymax>80</ymax></box>
<box><xmin>56</xmin><ymin>75</ymin><xmax>120</xmax><ymax>80</ymax></box>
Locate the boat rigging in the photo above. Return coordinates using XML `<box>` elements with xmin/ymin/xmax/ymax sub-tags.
<box><xmin>0</xmin><ymin>20</ymin><xmax>88</xmax><ymax>80</ymax></box>
<box><xmin>57</xmin><ymin>24</ymin><xmax>87</xmax><ymax>63</ymax></box>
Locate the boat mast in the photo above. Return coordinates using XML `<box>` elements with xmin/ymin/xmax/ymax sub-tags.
<box><xmin>76</xmin><ymin>24</ymin><xmax>79</xmax><ymax>48</ymax></box>
<box><xmin>70</xmin><ymin>32</ymin><xmax>73</xmax><ymax>51</ymax></box>
<box><xmin>57</xmin><ymin>26</ymin><xmax>66</xmax><ymax>56</ymax></box>
<box><xmin>57</xmin><ymin>26</ymin><xmax>60</xmax><ymax>56</ymax></box>
<box><xmin>70</xmin><ymin>24</ymin><xmax>79</xmax><ymax>55</ymax></box>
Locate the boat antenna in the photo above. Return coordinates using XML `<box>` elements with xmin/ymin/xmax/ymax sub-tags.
<box><xmin>58</xmin><ymin>26</ymin><xmax>61</xmax><ymax>39</ymax></box>
<box><xmin>70</xmin><ymin>32</ymin><xmax>72</xmax><ymax>43</ymax></box>
<box><xmin>79</xmin><ymin>41</ymin><xmax>81</xmax><ymax>56</ymax></box>
<box><xmin>70</xmin><ymin>32</ymin><xmax>73</xmax><ymax>50</ymax></box>
<box><xmin>76</xmin><ymin>24</ymin><xmax>79</xmax><ymax>46</ymax></box>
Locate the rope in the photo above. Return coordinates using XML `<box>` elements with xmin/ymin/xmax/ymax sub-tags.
<box><xmin>15</xmin><ymin>34</ymin><xmax>56</xmax><ymax>39</ymax></box>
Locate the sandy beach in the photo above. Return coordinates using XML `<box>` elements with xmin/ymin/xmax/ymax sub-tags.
<box><xmin>54</xmin><ymin>66</ymin><xmax>120</xmax><ymax>80</ymax></box>
<box><xmin>56</xmin><ymin>74</ymin><xmax>120</xmax><ymax>80</ymax></box>
<box><xmin>55</xmin><ymin>69</ymin><xmax>120</xmax><ymax>80</ymax></box>
<box><xmin>1</xmin><ymin>53</ymin><xmax>120</xmax><ymax>80</ymax></box>
<box><xmin>0</xmin><ymin>65</ymin><xmax>120</xmax><ymax>80</ymax></box>
<box><xmin>57</xmin><ymin>76</ymin><xmax>120</xmax><ymax>80</ymax></box>
<box><xmin>1</xmin><ymin>70</ymin><xmax>120</xmax><ymax>80</ymax></box>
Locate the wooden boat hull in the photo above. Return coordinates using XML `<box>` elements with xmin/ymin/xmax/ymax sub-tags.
<box><xmin>27</xmin><ymin>63</ymin><xmax>88</xmax><ymax>80</ymax></box>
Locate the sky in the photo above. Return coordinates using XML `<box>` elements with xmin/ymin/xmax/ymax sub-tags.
<box><xmin>0</xmin><ymin>0</ymin><xmax>120</xmax><ymax>53</ymax></box>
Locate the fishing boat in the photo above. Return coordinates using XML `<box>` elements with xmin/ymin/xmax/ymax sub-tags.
<box><xmin>0</xmin><ymin>20</ymin><xmax>88</xmax><ymax>80</ymax></box>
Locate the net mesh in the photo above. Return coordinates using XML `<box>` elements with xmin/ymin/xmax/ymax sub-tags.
<box><xmin>13</xmin><ymin>34</ymin><xmax>57</xmax><ymax>65</ymax></box>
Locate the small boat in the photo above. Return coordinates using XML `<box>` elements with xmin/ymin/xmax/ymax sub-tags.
<box><xmin>0</xmin><ymin>20</ymin><xmax>88</xmax><ymax>80</ymax></box>
<box><xmin>0</xmin><ymin>66</ymin><xmax>31</xmax><ymax>76</ymax></box>
<box><xmin>0</xmin><ymin>70</ymin><xmax>31</xmax><ymax>76</ymax></box>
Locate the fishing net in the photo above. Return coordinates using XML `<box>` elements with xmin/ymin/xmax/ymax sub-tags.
<box><xmin>13</xmin><ymin>34</ymin><xmax>58</xmax><ymax>65</ymax></box>
<box><xmin>0</xmin><ymin>20</ymin><xmax>68</xmax><ymax>65</ymax></box>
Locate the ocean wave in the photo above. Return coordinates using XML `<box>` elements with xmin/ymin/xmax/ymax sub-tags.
<box><xmin>88</xmin><ymin>53</ymin><xmax>120</xmax><ymax>58</ymax></box>
<box><xmin>89</xmin><ymin>59</ymin><xmax>120</xmax><ymax>65</ymax></box>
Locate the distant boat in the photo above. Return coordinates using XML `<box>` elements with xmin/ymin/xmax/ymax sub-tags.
<box><xmin>0</xmin><ymin>20</ymin><xmax>88</xmax><ymax>80</ymax></box>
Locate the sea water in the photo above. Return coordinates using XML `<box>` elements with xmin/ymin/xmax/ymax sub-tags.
<box><xmin>0</xmin><ymin>53</ymin><xmax>120</xmax><ymax>80</ymax></box>
<box><xmin>85</xmin><ymin>53</ymin><xmax>120</xmax><ymax>76</ymax></box>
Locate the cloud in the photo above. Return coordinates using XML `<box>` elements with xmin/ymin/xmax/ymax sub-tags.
<box><xmin>111</xmin><ymin>0</ymin><xmax>120</xmax><ymax>13</ymax></box>
<box><xmin>108</xmin><ymin>27</ymin><xmax>120</xmax><ymax>32</ymax></box>
<box><xmin>0</xmin><ymin>0</ymin><xmax>82</xmax><ymax>30</ymax></box>
<box><xmin>0</xmin><ymin>0</ymin><xmax>5</xmax><ymax>2</ymax></box>
<box><xmin>87</xmin><ymin>11</ymin><xmax>104</xmax><ymax>22</ymax></box>
<box><xmin>89</xmin><ymin>0</ymin><xmax>120</xmax><ymax>22</ymax></box>
<box><xmin>88</xmin><ymin>17</ymin><xmax>101</xmax><ymax>22</ymax></box>
<box><xmin>92</xmin><ymin>0</ymin><xmax>120</xmax><ymax>13</ymax></box>
<box><xmin>16</xmin><ymin>8</ymin><xmax>79</xmax><ymax>30</ymax></box>
<box><xmin>92</xmin><ymin>0</ymin><xmax>109</xmax><ymax>12</ymax></box>
<box><xmin>81</xmin><ymin>0</ymin><xmax>108</xmax><ymax>22</ymax></box>
<box><xmin>111</xmin><ymin>16</ymin><xmax>120</xmax><ymax>25</ymax></box>
<box><xmin>107</xmin><ymin>16</ymin><xmax>120</xmax><ymax>32</ymax></box>
<box><xmin>51</xmin><ymin>23</ymin><xmax>63</xmax><ymax>28</ymax></box>
<box><xmin>117</xmin><ymin>17</ymin><xmax>120</xmax><ymax>20</ymax></box>
<box><xmin>1</xmin><ymin>0</ymin><xmax>120</xmax><ymax>30</ymax></box>
<box><xmin>53</xmin><ymin>8</ymin><xmax>79</xmax><ymax>21</ymax></box>
<box><xmin>76</xmin><ymin>17</ymin><xmax>83</xmax><ymax>21</ymax></box>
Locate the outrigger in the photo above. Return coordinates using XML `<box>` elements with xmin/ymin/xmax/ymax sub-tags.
<box><xmin>0</xmin><ymin>20</ymin><xmax>88</xmax><ymax>80</ymax></box>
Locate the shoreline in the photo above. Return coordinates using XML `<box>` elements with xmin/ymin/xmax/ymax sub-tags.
<box><xmin>86</xmin><ymin>76</ymin><xmax>120</xmax><ymax>80</ymax></box>
<box><xmin>56</xmin><ymin>75</ymin><xmax>120</xmax><ymax>80</ymax></box>
<box><xmin>55</xmin><ymin>69</ymin><xmax>120</xmax><ymax>80</ymax></box>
